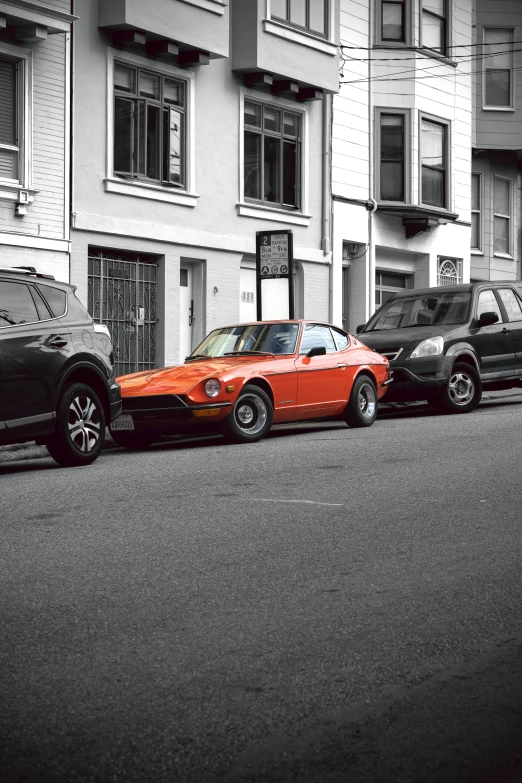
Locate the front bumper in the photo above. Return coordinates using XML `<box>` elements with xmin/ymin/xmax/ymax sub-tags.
<box><xmin>120</xmin><ymin>394</ymin><xmax>232</xmax><ymax>427</ymax></box>
<box><xmin>383</xmin><ymin>355</ymin><xmax>452</xmax><ymax>401</ymax></box>
<box><xmin>109</xmin><ymin>382</ymin><xmax>123</xmax><ymax>421</ymax></box>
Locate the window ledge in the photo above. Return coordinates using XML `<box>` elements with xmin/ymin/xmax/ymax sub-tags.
<box><xmin>263</xmin><ymin>19</ymin><xmax>338</xmax><ymax>56</ymax></box>
<box><xmin>104</xmin><ymin>178</ymin><xmax>199</xmax><ymax>207</ymax></box>
<box><xmin>177</xmin><ymin>0</ymin><xmax>226</xmax><ymax>15</ymax></box>
<box><xmin>493</xmin><ymin>252</ymin><xmax>514</xmax><ymax>259</ymax></box>
<box><xmin>471</xmin><ymin>250</ymin><xmax>484</xmax><ymax>256</ymax></box>
<box><xmin>482</xmin><ymin>107</ymin><xmax>516</xmax><ymax>113</ymax></box>
<box><xmin>372</xmin><ymin>44</ymin><xmax>457</xmax><ymax>66</ymax></box>
<box><xmin>237</xmin><ymin>202</ymin><xmax>311</xmax><ymax>226</ymax></box>
<box><xmin>0</xmin><ymin>183</ymin><xmax>38</xmax><ymax>203</ymax></box>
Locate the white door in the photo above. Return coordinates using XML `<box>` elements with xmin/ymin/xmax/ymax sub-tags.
<box><xmin>180</xmin><ymin>265</ymin><xmax>193</xmax><ymax>360</ymax></box>
<box><xmin>240</xmin><ymin>267</ymin><xmax>257</xmax><ymax>322</ymax></box>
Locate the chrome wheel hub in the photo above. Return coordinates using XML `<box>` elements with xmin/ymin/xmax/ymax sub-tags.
<box><xmin>68</xmin><ymin>395</ymin><xmax>101</xmax><ymax>452</ymax></box>
<box><xmin>358</xmin><ymin>382</ymin><xmax>376</xmax><ymax>419</ymax></box>
<box><xmin>448</xmin><ymin>372</ymin><xmax>474</xmax><ymax>406</ymax></box>
<box><xmin>234</xmin><ymin>393</ymin><xmax>267</xmax><ymax>435</ymax></box>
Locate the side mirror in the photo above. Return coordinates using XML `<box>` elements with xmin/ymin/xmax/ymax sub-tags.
<box><xmin>477</xmin><ymin>311</ymin><xmax>499</xmax><ymax>328</ymax></box>
<box><xmin>356</xmin><ymin>324</ymin><xmax>365</xmax><ymax>335</ymax></box>
<box><xmin>307</xmin><ymin>345</ymin><xmax>327</xmax><ymax>358</ymax></box>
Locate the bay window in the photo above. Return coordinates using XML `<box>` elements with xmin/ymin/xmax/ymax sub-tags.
<box><xmin>471</xmin><ymin>173</ymin><xmax>481</xmax><ymax>251</ymax></box>
<box><xmin>483</xmin><ymin>28</ymin><xmax>513</xmax><ymax>108</ymax></box>
<box><xmin>379</xmin><ymin>113</ymin><xmax>405</xmax><ymax>201</ymax></box>
<box><xmin>114</xmin><ymin>62</ymin><xmax>186</xmax><ymax>188</ymax></box>
<box><xmin>271</xmin><ymin>0</ymin><xmax>328</xmax><ymax>38</ymax></box>
<box><xmin>421</xmin><ymin>118</ymin><xmax>447</xmax><ymax>208</ymax></box>
<box><xmin>421</xmin><ymin>0</ymin><xmax>447</xmax><ymax>54</ymax></box>
<box><xmin>0</xmin><ymin>56</ymin><xmax>20</xmax><ymax>182</ymax></box>
<box><xmin>493</xmin><ymin>177</ymin><xmax>511</xmax><ymax>255</ymax></box>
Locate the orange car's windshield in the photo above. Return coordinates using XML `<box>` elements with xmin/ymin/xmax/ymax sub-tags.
<box><xmin>189</xmin><ymin>323</ymin><xmax>300</xmax><ymax>359</ymax></box>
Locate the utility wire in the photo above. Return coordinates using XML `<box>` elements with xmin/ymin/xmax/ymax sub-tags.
<box><xmin>340</xmin><ymin>45</ymin><xmax>516</xmax><ymax>62</ymax></box>
<box><xmin>341</xmin><ymin>64</ymin><xmax>522</xmax><ymax>86</ymax></box>
<box><xmin>339</xmin><ymin>40</ymin><xmax>522</xmax><ymax>50</ymax></box>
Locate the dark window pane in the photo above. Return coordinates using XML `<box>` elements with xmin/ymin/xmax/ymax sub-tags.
<box><xmin>114</xmin><ymin>97</ymin><xmax>134</xmax><ymax>173</ymax></box>
<box><xmin>0</xmin><ymin>58</ymin><xmax>17</xmax><ymax>146</ymax></box>
<box><xmin>498</xmin><ymin>289</ymin><xmax>522</xmax><ymax>321</ymax></box>
<box><xmin>485</xmin><ymin>70</ymin><xmax>510</xmax><ymax>106</ymax></box>
<box><xmin>244</xmin><ymin>131</ymin><xmax>261</xmax><ymax>199</ymax></box>
<box><xmin>271</xmin><ymin>0</ymin><xmax>288</xmax><ymax>20</ymax></box>
<box><xmin>289</xmin><ymin>0</ymin><xmax>306</xmax><ymax>27</ymax></box>
<box><xmin>484</xmin><ymin>28</ymin><xmax>512</xmax><ymax>66</ymax></box>
<box><xmin>381</xmin><ymin>272</ymin><xmax>407</xmax><ymax>288</ymax></box>
<box><xmin>245</xmin><ymin>101</ymin><xmax>261</xmax><ymax>128</ymax></box>
<box><xmin>30</xmin><ymin>287</ymin><xmax>51</xmax><ymax>320</ymax></box>
<box><xmin>146</xmin><ymin>104</ymin><xmax>160</xmax><ymax>180</ymax></box>
<box><xmin>284</xmin><ymin>113</ymin><xmax>299</xmax><ymax>137</ymax></box>
<box><xmin>37</xmin><ymin>285</ymin><xmax>67</xmax><ymax>317</ymax></box>
<box><xmin>264</xmin><ymin>136</ymin><xmax>280</xmax><ymax>203</ymax></box>
<box><xmin>309</xmin><ymin>0</ymin><xmax>326</xmax><ymax>34</ymax></box>
<box><xmin>114</xmin><ymin>63</ymin><xmax>136</xmax><ymax>93</ymax></box>
<box><xmin>283</xmin><ymin>140</ymin><xmax>298</xmax><ymax>206</ymax></box>
<box><xmin>471</xmin><ymin>173</ymin><xmax>480</xmax><ymax>211</ymax></box>
<box><xmin>140</xmin><ymin>71</ymin><xmax>160</xmax><ymax>99</ymax></box>
<box><xmin>167</xmin><ymin>108</ymin><xmax>183</xmax><ymax>185</ymax></box>
<box><xmin>422</xmin><ymin>167</ymin><xmax>445</xmax><ymax>207</ymax></box>
<box><xmin>0</xmin><ymin>282</ymin><xmax>39</xmax><ymax>326</ymax></box>
<box><xmin>382</xmin><ymin>2</ymin><xmax>404</xmax><ymax>40</ymax></box>
<box><xmin>494</xmin><ymin>216</ymin><xmax>509</xmax><ymax>253</ymax></box>
<box><xmin>381</xmin><ymin>162</ymin><xmax>404</xmax><ymax>200</ymax></box>
<box><xmin>264</xmin><ymin>107</ymin><xmax>280</xmax><ymax>133</ymax></box>
<box><xmin>494</xmin><ymin>178</ymin><xmax>510</xmax><ymax>215</ymax></box>
<box><xmin>137</xmin><ymin>100</ymin><xmax>146</xmax><ymax>176</ymax></box>
<box><xmin>0</xmin><ymin>148</ymin><xmax>17</xmax><ymax>179</ymax></box>
<box><xmin>471</xmin><ymin>213</ymin><xmax>480</xmax><ymax>249</ymax></box>
<box><xmin>422</xmin><ymin>10</ymin><xmax>444</xmax><ymax>50</ymax></box>
<box><xmin>421</xmin><ymin>120</ymin><xmax>444</xmax><ymax>167</ymax></box>
<box><xmin>164</xmin><ymin>79</ymin><xmax>183</xmax><ymax>106</ymax></box>
<box><xmin>180</xmin><ymin>269</ymin><xmax>188</xmax><ymax>287</ymax></box>
<box><xmin>477</xmin><ymin>289</ymin><xmax>502</xmax><ymax>320</ymax></box>
<box><xmin>381</xmin><ymin>115</ymin><xmax>404</xmax><ymax>160</ymax></box>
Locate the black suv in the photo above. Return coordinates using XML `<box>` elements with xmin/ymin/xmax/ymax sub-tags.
<box><xmin>357</xmin><ymin>281</ymin><xmax>522</xmax><ymax>413</ymax></box>
<box><xmin>0</xmin><ymin>267</ymin><xmax>121</xmax><ymax>466</ymax></box>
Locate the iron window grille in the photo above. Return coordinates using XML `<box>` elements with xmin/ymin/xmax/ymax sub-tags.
<box><xmin>437</xmin><ymin>257</ymin><xmax>462</xmax><ymax>286</ymax></box>
<box><xmin>421</xmin><ymin>117</ymin><xmax>447</xmax><ymax>208</ymax></box>
<box><xmin>244</xmin><ymin>100</ymin><xmax>302</xmax><ymax>210</ymax></box>
<box><xmin>0</xmin><ymin>56</ymin><xmax>20</xmax><ymax>183</ymax></box>
<box><xmin>471</xmin><ymin>173</ymin><xmax>481</xmax><ymax>251</ymax></box>
<box><xmin>493</xmin><ymin>177</ymin><xmax>511</xmax><ymax>255</ymax></box>
<box><xmin>113</xmin><ymin>62</ymin><xmax>187</xmax><ymax>188</ymax></box>
<box><xmin>421</xmin><ymin>0</ymin><xmax>447</xmax><ymax>55</ymax></box>
<box><xmin>483</xmin><ymin>28</ymin><xmax>514</xmax><ymax>109</ymax></box>
<box><xmin>271</xmin><ymin>0</ymin><xmax>328</xmax><ymax>38</ymax></box>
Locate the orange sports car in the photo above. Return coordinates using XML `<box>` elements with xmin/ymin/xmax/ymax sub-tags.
<box><xmin>110</xmin><ymin>321</ymin><xmax>391</xmax><ymax>448</ymax></box>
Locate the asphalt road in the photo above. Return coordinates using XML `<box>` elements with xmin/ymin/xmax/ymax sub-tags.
<box><xmin>2</xmin><ymin>396</ymin><xmax>522</xmax><ymax>783</ymax></box>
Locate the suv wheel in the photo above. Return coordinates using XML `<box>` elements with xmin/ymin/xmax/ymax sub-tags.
<box><xmin>428</xmin><ymin>362</ymin><xmax>482</xmax><ymax>414</ymax></box>
<box><xmin>46</xmin><ymin>383</ymin><xmax>105</xmax><ymax>467</ymax></box>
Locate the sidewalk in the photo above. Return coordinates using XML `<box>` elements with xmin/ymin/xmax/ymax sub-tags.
<box><xmin>1</xmin><ymin>388</ymin><xmax>521</xmax><ymax>463</ymax></box>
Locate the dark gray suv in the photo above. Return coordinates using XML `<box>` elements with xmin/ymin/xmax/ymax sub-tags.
<box><xmin>0</xmin><ymin>267</ymin><xmax>121</xmax><ymax>466</ymax></box>
<box><xmin>357</xmin><ymin>281</ymin><xmax>522</xmax><ymax>413</ymax></box>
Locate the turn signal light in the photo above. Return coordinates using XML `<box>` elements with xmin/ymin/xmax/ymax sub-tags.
<box><xmin>193</xmin><ymin>408</ymin><xmax>221</xmax><ymax>418</ymax></box>
<box><xmin>226</xmin><ymin>385</ymin><xmax>235</xmax><ymax>392</ymax></box>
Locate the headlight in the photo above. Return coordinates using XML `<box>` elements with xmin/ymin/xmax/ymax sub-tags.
<box><xmin>204</xmin><ymin>378</ymin><xmax>221</xmax><ymax>398</ymax></box>
<box><xmin>410</xmin><ymin>336</ymin><xmax>444</xmax><ymax>359</ymax></box>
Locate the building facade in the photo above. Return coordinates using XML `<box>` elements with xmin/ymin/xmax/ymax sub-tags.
<box><xmin>70</xmin><ymin>0</ymin><xmax>340</xmax><ymax>375</ymax></box>
<box><xmin>0</xmin><ymin>0</ymin><xmax>75</xmax><ymax>279</ymax></box>
<box><xmin>332</xmin><ymin>0</ymin><xmax>474</xmax><ymax>333</ymax></box>
<box><xmin>471</xmin><ymin>0</ymin><xmax>521</xmax><ymax>282</ymax></box>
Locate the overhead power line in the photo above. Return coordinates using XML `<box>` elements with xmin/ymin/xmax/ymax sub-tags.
<box><xmin>339</xmin><ymin>40</ymin><xmax>522</xmax><ymax>50</ymax></box>
<box><xmin>340</xmin><ymin>64</ymin><xmax>522</xmax><ymax>86</ymax></box>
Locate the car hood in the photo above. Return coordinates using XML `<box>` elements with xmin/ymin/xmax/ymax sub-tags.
<box><xmin>358</xmin><ymin>324</ymin><xmax>457</xmax><ymax>354</ymax></box>
<box><xmin>117</xmin><ymin>356</ymin><xmax>268</xmax><ymax>396</ymax></box>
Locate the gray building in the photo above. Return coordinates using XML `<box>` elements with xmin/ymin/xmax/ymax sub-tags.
<box><xmin>471</xmin><ymin>0</ymin><xmax>522</xmax><ymax>281</ymax></box>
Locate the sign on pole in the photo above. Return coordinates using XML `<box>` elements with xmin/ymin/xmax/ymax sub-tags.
<box><xmin>255</xmin><ymin>230</ymin><xmax>294</xmax><ymax>320</ymax></box>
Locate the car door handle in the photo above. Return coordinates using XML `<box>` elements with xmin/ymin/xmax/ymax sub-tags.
<box><xmin>49</xmin><ymin>336</ymin><xmax>67</xmax><ymax>348</ymax></box>
<box><xmin>337</xmin><ymin>363</ymin><xmax>346</xmax><ymax>369</ymax></box>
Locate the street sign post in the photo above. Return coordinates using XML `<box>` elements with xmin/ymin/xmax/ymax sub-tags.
<box><xmin>255</xmin><ymin>230</ymin><xmax>294</xmax><ymax>320</ymax></box>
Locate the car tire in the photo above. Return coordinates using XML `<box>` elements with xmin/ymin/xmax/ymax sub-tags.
<box><xmin>46</xmin><ymin>383</ymin><xmax>105</xmax><ymax>467</ymax></box>
<box><xmin>428</xmin><ymin>362</ymin><xmax>482</xmax><ymax>414</ymax></box>
<box><xmin>221</xmin><ymin>384</ymin><xmax>273</xmax><ymax>444</ymax></box>
<box><xmin>110</xmin><ymin>430</ymin><xmax>157</xmax><ymax>450</ymax></box>
<box><xmin>343</xmin><ymin>375</ymin><xmax>378</xmax><ymax>428</ymax></box>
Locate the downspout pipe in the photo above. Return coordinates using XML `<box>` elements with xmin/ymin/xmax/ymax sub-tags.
<box><xmin>367</xmin><ymin>0</ymin><xmax>375</xmax><ymax>323</ymax></box>
<box><xmin>69</xmin><ymin>0</ymin><xmax>75</xmax><ymax>281</ymax></box>
<box><xmin>322</xmin><ymin>91</ymin><xmax>333</xmax><ymax>320</ymax></box>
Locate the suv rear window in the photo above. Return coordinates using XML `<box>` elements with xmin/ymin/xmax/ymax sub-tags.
<box><xmin>37</xmin><ymin>284</ymin><xmax>67</xmax><ymax>318</ymax></box>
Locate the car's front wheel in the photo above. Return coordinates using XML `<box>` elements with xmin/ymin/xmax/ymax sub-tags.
<box><xmin>428</xmin><ymin>362</ymin><xmax>482</xmax><ymax>414</ymax></box>
<box><xmin>46</xmin><ymin>383</ymin><xmax>105</xmax><ymax>467</ymax></box>
<box><xmin>343</xmin><ymin>375</ymin><xmax>378</xmax><ymax>428</ymax></box>
<box><xmin>221</xmin><ymin>384</ymin><xmax>273</xmax><ymax>444</ymax></box>
<box><xmin>110</xmin><ymin>430</ymin><xmax>157</xmax><ymax>450</ymax></box>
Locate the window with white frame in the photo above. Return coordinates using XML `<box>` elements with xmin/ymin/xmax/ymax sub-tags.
<box><xmin>493</xmin><ymin>177</ymin><xmax>511</xmax><ymax>255</ymax></box>
<box><xmin>378</xmin><ymin>0</ymin><xmax>407</xmax><ymax>44</ymax></box>
<box><xmin>244</xmin><ymin>100</ymin><xmax>302</xmax><ymax>210</ymax></box>
<box><xmin>113</xmin><ymin>62</ymin><xmax>187</xmax><ymax>188</ymax></box>
<box><xmin>375</xmin><ymin>271</ymin><xmax>409</xmax><ymax>307</ymax></box>
<box><xmin>420</xmin><ymin>117</ymin><xmax>448</xmax><ymax>208</ymax></box>
<box><xmin>378</xmin><ymin>111</ymin><xmax>407</xmax><ymax>202</ymax></box>
<box><xmin>471</xmin><ymin>173</ymin><xmax>481</xmax><ymax>251</ymax></box>
<box><xmin>483</xmin><ymin>28</ymin><xmax>513</xmax><ymax>108</ymax></box>
<box><xmin>0</xmin><ymin>56</ymin><xmax>21</xmax><ymax>183</ymax></box>
<box><xmin>271</xmin><ymin>0</ymin><xmax>328</xmax><ymax>37</ymax></box>
<box><xmin>421</xmin><ymin>0</ymin><xmax>447</xmax><ymax>54</ymax></box>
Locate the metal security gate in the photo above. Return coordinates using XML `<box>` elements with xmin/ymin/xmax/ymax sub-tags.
<box><xmin>88</xmin><ymin>248</ymin><xmax>158</xmax><ymax>377</ymax></box>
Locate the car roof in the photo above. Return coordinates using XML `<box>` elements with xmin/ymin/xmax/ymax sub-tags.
<box><xmin>0</xmin><ymin>267</ymin><xmax>73</xmax><ymax>290</ymax></box>
<box><xmin>392</xmin><ymin>280</ymin><xmax>522</xmax><ymax>299</ymax></box>
<box><xmin>215</xmin><ymin>319</ymin><xmax>346</xmax><ymax>331</ymax></box>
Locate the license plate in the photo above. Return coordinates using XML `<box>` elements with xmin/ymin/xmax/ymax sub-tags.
<box><xmin>110</xmin><ymin>414</ymin><xmax>134</xmax><ymax>431</ymax></box>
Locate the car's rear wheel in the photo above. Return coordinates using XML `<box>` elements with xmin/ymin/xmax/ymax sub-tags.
<box><xmin>343</xmin><ymin>375</ymin><xmax>378</xmax><ymax>428</ymax></box>
<box><xmin>46</xmin><ymin>383</ymin><xmax>105</xmax><ymax>467</ymax></box>
<box><xmin>221</xmin><ymin>384</ymin><xmax>273</xmax><ymax>444</ymax></box>
<box><xmin>110</xmin><ymin>430</ymin><xmax>157</xmax><ymax>450</ymax></box>
<box><xmin>428</xmin><ymin>362</ymin><xmax>481</xmax><ymax>414</ymax></box>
